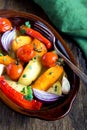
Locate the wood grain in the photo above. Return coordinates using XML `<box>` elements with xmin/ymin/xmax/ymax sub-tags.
<box><xmin>0</xmin><ymin>0</ymin><xmax>87</xmax><ymax>130</ymax></box>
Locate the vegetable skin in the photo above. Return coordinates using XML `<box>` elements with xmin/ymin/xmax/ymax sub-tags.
<box><xmin>11</xmin><ymin>36</ymin><xmax>32</xmax><ymax>52</ymax></box>
<box><xmin>0</xmin><ymin>64</ymin><xmax>5</xmax><ymax>76</ymax></box>
<box><xmin>31</xmin><ymin>38</ymin><xmax>47</xmax><ymax>57</ymax></box>
<box><xmin>0</xmin><ymin>55</ymin><xmax>16</xmax><ymax>65</ymax></box>
<box><xmin>20</xmin><ymin>25</ymin><xmax>52</xmax><ymax>49</ymax></box>
<box><xmin>47</xmin><ymin>81</ymin><xmax>62</xmax><ymax>95</ymax></box>
<box><xmin>18</xmin><ymin>57</ymin><xmax>42</xmax><ymax>86</ymax></box>
<box><xmin>32</xmin><ymin>65</ymin><xmax>64</xmax><ymax>91</ymax></box>
<box><xmin>62</xmin><ymin>76</ymin><xmax>70</xmax><ymax>94</ymax></box>
<box><xmin>0</xmin><ymin>76</ymin><xmax>42</xmax><ymax>110</ymax></box>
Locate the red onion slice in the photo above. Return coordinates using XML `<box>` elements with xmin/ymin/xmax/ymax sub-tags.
<box><xmin>33</xmin><ymin>88</ymin><xmax>62</xmax><ymax>103</ymax></box>
<box><xmin>1</xmin><ymin>28</ymin><xmax>16</xmax><ymax>52</ymax></box>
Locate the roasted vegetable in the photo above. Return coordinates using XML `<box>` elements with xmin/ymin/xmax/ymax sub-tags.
<box><xmin>11</xmin><ymin>36</ymin><xmax>32</xmax><ymax>52</ymax></box>
<box><xmin>32</xmin><ymin>65</ymin><xmax>64</xmax><ymax>91</ymax></box>
<box><xmin>0</xmin><ymin>76</ymin><xmax>42</xmax><ymax>110</ymax></box>
<box><xmin>0</xmin><ymin>17</ymin><xmax>12</xmax><ymax>33</ymax></box>
<box><xmin>0</xmin><ymin>18</ymin><xmax>71</xmax><ymax>110</ymax></box>
<box><xmin>6</xmin><ymin>79</ymin><xmax>33</xmax><ymax>100</ymax></box>
<box><xmin>31</xmin><ymin>38</ymin><xmax>47</xmax><ymax>57</ymax></box>
<box><xmin>62</xmin><ymin>76</ymin><xmax>70</xmax><ymax>94</ymax></box>
<box><xmin>6</xmin><ymin>62</ymin><xmax>23</xmax><ymax>80</ymax></box>
<box><xmin>16</xmin><ymin>43</ymin><xmax>35</xmax><ymax>62</ymax></box>
<box><xmin>20</xmin><ymin>25</ymin><xmax>52</xmax><ymax>49</ymax></box>
<box><xmin>0</xmin><ymin>55</ymin><xmax>16</xmax><ymax>65</ymax></box>
<box><xmin>41</xmin><ymin>51</ymin><xmax>58</xmax><ymax>67</ymax></box>
<box><xmin>0</xmin><ymin>64</ymin><xmax>5</xmax><ymax>76</ymax></box>
<box><xmin>1</xmin><ymin>28</ymin><xmax>16</xmax><ymax>52</ymax></box>
<box><xmin>33</xmin><ymin>88</ymin><xmax>62</xmax><ymax>103</ymax></box>
<box><xmin>18</xmin><ymin>57</ymin><xmax>42</xmax><ymax>86</ymax></box>
<box><xmin>47</xmin><ymin>81</ymin><xmax>62</xmax><ymax>95</ymax></box>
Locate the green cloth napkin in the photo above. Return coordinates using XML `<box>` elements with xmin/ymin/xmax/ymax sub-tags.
<box><xmin>33</xmin><ymin>0</ymin><xmax>87</xmax><ymax>59</ymax></box>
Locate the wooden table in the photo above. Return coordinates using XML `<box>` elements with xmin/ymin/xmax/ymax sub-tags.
<box><xmin>0</xmin><ymin>0</ymin><xmax>87</xmax><ymax>130</ymax></box>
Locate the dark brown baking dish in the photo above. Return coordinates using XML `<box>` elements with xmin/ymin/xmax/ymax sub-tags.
<box><xmin>0</xmin><ymin>10</ymin><xmax>79</xmax><ymax>121</ymax></box>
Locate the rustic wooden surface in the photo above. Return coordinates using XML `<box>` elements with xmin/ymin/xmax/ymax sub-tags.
<box><xmin>0</xmin><ymin>0</ymin><xmax>87</xmax><ymax>130</ymax></box>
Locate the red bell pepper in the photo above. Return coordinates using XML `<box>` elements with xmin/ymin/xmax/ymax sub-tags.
<box><xmin>20</xmin><ymin>26</ymin><xmax>52</xmax><ymax>49</ymax></box>
<box><xmin>0</xmin><ymin>76</ymin><xmax>42</xmax><ymax>110</ymax></box>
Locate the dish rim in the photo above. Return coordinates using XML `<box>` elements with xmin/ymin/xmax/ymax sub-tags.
<box><xmin>0</xmin><ymin>9</ymin><xmax>80</xmax><ymax>120</ymax></box>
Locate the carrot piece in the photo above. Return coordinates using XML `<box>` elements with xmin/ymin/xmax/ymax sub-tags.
<box><xmin>32</xmin><ymin>65</ymin><xmax>64</xmax><ymax>91</ymax></box>
<box><xmin>31</xmin><ymin>38</ymin><xmax>47</xmax><ymax>57</ymax></box>
<box><xmin>0</xmin><ymin>55</ymin><xmax>16</xmax><ymax>65</ymax></box>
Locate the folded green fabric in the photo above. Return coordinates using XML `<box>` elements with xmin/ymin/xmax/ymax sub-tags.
<box><xmin>33</xmin><ymin>0</ymin><xmax>87</xmax><ymax>59</ymax></box>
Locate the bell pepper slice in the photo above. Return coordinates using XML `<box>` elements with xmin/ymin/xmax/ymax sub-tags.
<box><xmin>20</xmin><ymin>25</ymin><xmax>52</xmax><ymax>49</ymax></box>
<box><xmin>0</xmin><ymin>76</ymin><xmax>42</xmax><ymax>110</ymax></box>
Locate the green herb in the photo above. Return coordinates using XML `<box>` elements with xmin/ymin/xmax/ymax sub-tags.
<box><xmin>57</xmin><ymin>58</ymin><xmax>64</xmax><ymax>66</ymax></box>
<box><xmin>49</xmin><ymin>71</ymin><xmax>53</xmax><ymax>75</ymax></box>
<box><xmin>24</xmin><ymin>86</ymin><xmax>33</xmax><ymax>100</ymax></box>
<box><xmin>29</xmin><ymin>65</ymin><xmax>32</xmax><ymax>69</ymax></box>
<box><xmin>22</xmin><ymin>74</ymin><xmax>26</xmax><ymax>78</ymax></box>
<box><xmin>34</xmin><ymin>43</ymin><xmax>42</xmax><ymax>52</ymax></box>
<box><xmin>24</xmin><ymin>94</ymin><xmax>33</xmax><ymax>101</ymax></box>
<box><xmin>54</xmin><ymin>85</ymin><xmax>58</xmax><ymax>92</ymax></box>
<box><xmin>16</xmin><ymin>38</ymin><xmax>19</xmax><ymax>43</ymax></box>
<box><xmin>21</xmin><ymin>87</ymin><xmax>25</xmax><ymax>93</ymax></box>
<box><xmin>0</xmin><ymin>53</ymin><xmax>3</xmax><ymax>56</ymax></box>
<box><xmin>25</xmin><ymin>21</ymin><xmax>31</xmax><ymax>28</ymax></box>
<box><xmin>3</xmin><ymin>57</ymin><xmax>7</xmax><ymax>61</ymax></box>
<box><xmin>26</xmin><ymin>86</ymin><xmax>32</xmax><ymax>94</ymax></box>
<box><xmin>20</xmin><ymin>29</ymin><xmax>26</xmax><ymax>34</ymax></box>
<box><xmin>32</xmin><ymin>56</ymin><xmax>37</xmax><ymax>61</ymax></box>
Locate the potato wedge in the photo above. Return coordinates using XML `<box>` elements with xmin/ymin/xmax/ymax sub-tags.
<box><xmin>47</xmin><ymin>81</ymin><xmax>62</xmax><ymax>95</ymax></box>
<box><xmin>11</xmin><ymin>36</ymin><xmax>32</xmax><ymax>52</ymax></box>
<box><xmin>6</xmin><ymin>79</ymin><xmax>27</xmax><ymax>93</ymax></box>
<box><xmin>18</xmin><ymin>57</ymin><xmax>42</xmax><ymax>86</ymax></box>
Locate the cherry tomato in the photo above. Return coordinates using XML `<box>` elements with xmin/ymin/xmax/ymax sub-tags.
<box><xmin>6</xmin><ymin>62</ymin><xmax>23</xmax><ymax>80</ymax></box>
<box><xmin>0</xmin><ymin>18</ymin><xmax>12</xmax><ymax>33</ymax></box>
<box><xmin>41</xmin><ymin>52</ymin><xmax>58</xmax><ymax>67</ymax></box>
<box><xmin>16</xmin><ymin>44</ymin><xmax>35</xmax><ymax>62</ymax></box>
